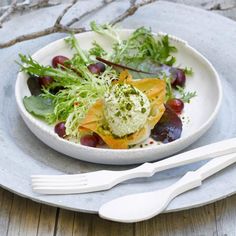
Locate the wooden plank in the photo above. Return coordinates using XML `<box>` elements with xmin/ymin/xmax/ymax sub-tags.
<box><xmin>73</xmin><ymin>212</ymin><xmax>134</xmax><ymax>236</ymax></box>
<box><xmin>55</xmin><ymin>209</ymin><xmax>74</xmax><ymax>236</ymax></box>
<box><xmin>73</xmin><ymin>212</ymin><xmax>93</xmax><ymax>236</ymax></box>
<box><xmin>135</xmin><ymin>204</ymin><xmax>217</xmax><ymax>236</ymax></box>
<box><xmin>215</xmin><ymin>195</ymin><xmax>236</xmax><ymax>235</ymax></box>
<box><xmin>7</xmin><ymin>194</ymin><xmax>41</xmax><ymax>236</ymax></box>
<box><xmin>37</xmin><ymin>205</ymin><xmax>57</xmax><ymax>236</ymax></box>
<box><xmin>0</xmin><ymin>188</ymin><xmax>14</xmax><ymax>236</ymax></box>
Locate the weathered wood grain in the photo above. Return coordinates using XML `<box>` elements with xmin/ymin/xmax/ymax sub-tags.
<box><xmin>7</xmin><ymin>194</ymin><xmax>41</xmax><ymax>236</ymax></box>
<box><xmin>37</xmin><ymin>205</ymin><xmax>57</xmax><ymax>236</ymax></box>
<box><xmin>72</xmin><ymin>212</ymin><xmax>134</xmax><ymax>236</ymax></box>
<box><xmin>90</xmin><ymin>214</ymin><xmax>134</xmax><ymax>236</ymax></box>
<box><xmin>0</xmin><ymin>188</ymin><xmax>14</xmax><ymax>236</ymax></box>
<box><xmin>215</xmin><ymin>195</ymin><xmax>236</xmax><ymax>235</ymax></box>
<box><xmin>55</xmin><ymin>209</ymin><xmax>75</xmax><ymax>236</ymax></box>
<box><xmin>135</xmin><ymin>204</ymin><xmax>217</xmax><ymax>236</ymax></box>
<box><xmin>72</xmin><ymin>212</ymin><xmax>94</xmax><ymax>236</ymax></box>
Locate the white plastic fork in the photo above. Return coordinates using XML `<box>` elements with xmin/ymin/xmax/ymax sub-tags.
<box><xmin>32</xmin><ymin>138</ymin><xmax>236</xmax><ymax>194</ymax></box>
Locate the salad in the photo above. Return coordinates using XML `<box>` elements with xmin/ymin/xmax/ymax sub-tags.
<box><xmin>18</xmin><ymin>22</ymin><xmax>196</xmax><ymax>149</ymax></box>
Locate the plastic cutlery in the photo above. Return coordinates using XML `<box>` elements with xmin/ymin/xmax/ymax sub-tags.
<box><xmin>32</xmin><ymin>138</ymin><xmax>236</xmax><ymax>194</ymax></box>
<box><xmin>99</xmin><ymin>153</ymin><xmax>236</xmax><ymax>223</ymax></box>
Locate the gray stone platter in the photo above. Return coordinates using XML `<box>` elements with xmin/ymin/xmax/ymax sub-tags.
<box><xmin>0</xmin><ymin>1</ymin><xmax>236</xmax><ymax>214</ymax></box>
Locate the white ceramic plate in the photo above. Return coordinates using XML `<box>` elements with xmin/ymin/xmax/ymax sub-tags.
<box><xmin>15</xmin><ymin>30</ymin><xmax>222</xmax><ymax>165</ymax></box>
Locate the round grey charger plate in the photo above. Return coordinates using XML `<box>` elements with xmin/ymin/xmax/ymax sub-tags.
<box><xmin>1</xmin><ymin>1</ymin><xmax>236</xmax><ymax>214</ymax></box>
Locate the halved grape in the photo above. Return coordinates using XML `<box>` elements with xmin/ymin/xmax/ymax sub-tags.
<box><xmin>87</xmin><ymin>62</ymin><xmax>106</xmax><ymax>74</ymax></box>
<box><xmin>39</xmin><ymin>76</ymin><xmax>54</xmax><ymax>87</ymax></box>
<box><xmin>80</xmin><ymin>134</ymin><xmax>98</xmax><ymax>147</ymax></box>
<box><xmin>54</xmin><ymin>122</ymin><xmax>66</xmax><ymax>138</ymax></box>
<box><xmin>170</xmin><ymin>68</ymin><xmax>186</xmax><ymax>88</ymax></box>
<box><xmin>166</xmin><ymin>98</ymin><xmax>184</xmax><ymax>114</ymax></box>
<box><xmin>52</xmin><ymin>56</ymin><xmax>69</xmax><ymax>68</ymax></box>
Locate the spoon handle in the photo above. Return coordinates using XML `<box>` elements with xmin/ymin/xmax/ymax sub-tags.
<box><xmin>166</xmin><ymin>153</ymin><xmax>236</xmax><ymax>201</ymax></box>
<box><xmin>195</xmin><ymin>152</ymin><xmax>236</xmax><ymax>180</ymax></box>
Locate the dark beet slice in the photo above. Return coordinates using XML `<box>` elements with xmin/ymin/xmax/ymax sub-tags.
<box><xmin>27</xmin><ymin>76</ymin><xmax>42</xmax><ymax>96</ymax></box>
<box><xmin>151</xmin><ymin>106</ymin><xmax>182</xmax><ymax>143</ymax></box>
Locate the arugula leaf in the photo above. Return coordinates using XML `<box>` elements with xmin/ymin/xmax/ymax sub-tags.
<box><xmin>89</xmin><ymin>41</ymin><xmax>107</xmax><ymax>57</ymax></box>
<box><xmin>23</xmin><ymin>96</ymin><xmax>55</xmax><ymax>122</ymax></box>
<box><xmin>176</xmin><ymin>86</ymin><xmax>197</xmax><ymax>103</ymax></box>
<box><xmin>183</xmin><ymin>67</ymin><xmax>194</xmax><ymax>76</ymax></box>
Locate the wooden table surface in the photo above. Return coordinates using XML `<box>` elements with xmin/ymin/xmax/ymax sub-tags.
<box><xmin>1</xmin><ymin>187</ymin><xmax>236</xmax><ymax>235</ymax></box>
<box><xmin>1</xmin><ymin>0</ymin><xmax>236</xmax><ymax>235</ymax></box>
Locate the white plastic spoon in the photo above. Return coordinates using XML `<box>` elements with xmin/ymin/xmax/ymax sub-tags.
<box><xmin>99</xmin><ymin>153</ymin><xmax>236</xmax><ymax>223</ymax></box>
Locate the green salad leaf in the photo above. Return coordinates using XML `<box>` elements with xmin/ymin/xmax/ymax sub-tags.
<box><xmin>89</xmin><ymin>41</ymin><xmax>108</xmax><ymax>57</ymax></box>
<box><xmin>23</xmin><ymin>96</ymin><xmax>55</xmax><ymax>122</ymax></box>
<box><xmin>183</xmin><ymin>67</ymin><xmax>194</xmax><ymax>76</ymax></box>
<box><xmin>176</xmin><ymin>86</ymin><xmax>197</xmax><ymax>103</ymax></box>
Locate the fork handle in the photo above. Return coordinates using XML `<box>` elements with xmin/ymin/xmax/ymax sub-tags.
<box><xmin>111</xmin><ymin>138</ymin><xmax>236</xmax><ymax>182</ymax></box>
<box><xmin>152</xmin><ymin>138</ymin><xmax>236</xmax><ymax>173</ymax></box>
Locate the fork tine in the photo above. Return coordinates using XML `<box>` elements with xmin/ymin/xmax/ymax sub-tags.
<box><xmin>31</xmin><ymin>170</ymin><xmax>116</xmax><ymax>194</ymax></box>
<box><xmin>31</xmin><ymin>174</ymin><xmax>85</xmax><ymax>179</ymax></box>
<box><xmin>32</xmin><ymin>183</ymin><xmax>108</xmax><ymax>194</ymax></box>
<box><xmin>31</xmin><ymin>178</ymin><xmax>87</xmax><ymax>185</ymax></box>
<box><xmin>32</xmin><ymin>181</ymin><xmax>88</xmax><ymax>187</ymax></box>
<box><xmin>32</xmin><ymin>176</ymin><xmax>87</xmax><ymax>183</ymax></box>
<box><xmin>32</xmin><ymin>186</ymin><xmax>92</xmax><ymax>194</ymax></box>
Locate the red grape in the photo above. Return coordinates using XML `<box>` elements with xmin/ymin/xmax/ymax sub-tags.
<box><xmin>87</xmin><ymin>62</ymin><xmax>106</xmax><ymax>74</ymax></box>
<box><xmin>80</xmin><ymin>134</ymin><xmax>98</xmax><ymax>147</ymax></box>
<box><xmin>52</xmin><ymin>56</ymin><xmax>69</xmax><ymax>68</ymax></box>
<box><xmin>54</xmin><ymin>122</ymin><xmax>66</xmax><ymax>138</ymax></box>
<box><xmin>171</xmin><ymin>68</ymin><xmax>186</xmax><ymax>88</ymax></box>
<box><xmin>38</xmin><ymin>76</ymin><xmax>54</xmax><ymax>87</ymax></box>
<box><xmin>166</xmin><ymin>98</ymin><xmax>184</xmax><ymax>114</ymax></box>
